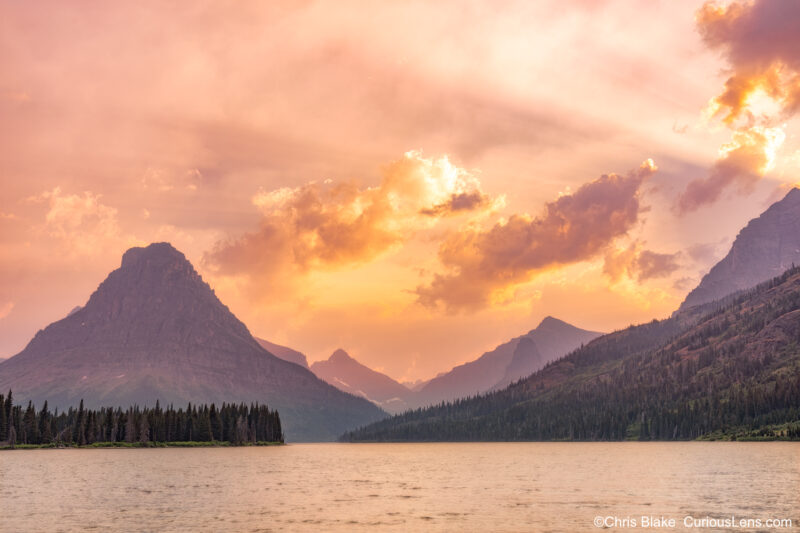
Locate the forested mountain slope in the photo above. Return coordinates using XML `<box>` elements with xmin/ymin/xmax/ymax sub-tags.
<box><xmin>343</xmin><ymin>267</ymin><xmax>800</xmax><ymax>441</ymax></box>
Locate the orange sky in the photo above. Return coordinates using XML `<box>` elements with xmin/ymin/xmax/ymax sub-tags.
<box><xmin>2</xmin><ymin>0</ymin><xmax>799</xmax><ymax>381</ymax></box>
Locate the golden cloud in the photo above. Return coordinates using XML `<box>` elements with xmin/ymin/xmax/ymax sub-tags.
<box><xmin>677</xmin><ymin>125</ymin><xmax>785</xmax><ymax>213</ymax></box>
<box><xmin>204</xmin><ymin>151</ymin><xmax>502</xmax><ymax>294</ymax></box>
<box><xmin>677</xmin><ymin>0</ymin><xmax>798</xmax><ymax>212</ymax></box>
<box><xmin>415</xmin><ymin>160</ymin><xmax>658</xmax><ymax>312</ymax></box>
<box><xmin>26</xmin><ymin>187</ymin><xmax>137</xmax><ymax>259</ymax></box>
<box><xmin>697</xmin><ymin>0</ymin><xmax>800</xmax><ymax>124</ymax></box>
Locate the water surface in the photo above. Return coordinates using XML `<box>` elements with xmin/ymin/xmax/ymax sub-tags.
<box><xmin>1</xmin><ymin>442</ymin><xmax>798</xmax><ymax>532</ymax></box>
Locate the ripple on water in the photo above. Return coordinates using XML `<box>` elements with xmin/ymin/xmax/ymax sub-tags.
<box><xmin>1</xmin><ymin>443</ymin><xmax>798</xmax><ymax>533</ymax></box>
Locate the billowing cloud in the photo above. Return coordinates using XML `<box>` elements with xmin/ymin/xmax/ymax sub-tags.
<box><xmin>697</xmin><ymin>0</ymin><xmax>800</xmax><ymax>124</ymax></box>
<box><xmin>26</xmin><ymin>187</ymin><xmax>138</xmax><ymax>258</ymax></box>
<box><xmin>204</xmin><ymin>151</ymin><xmax>502</xmax><ymax>293</ymax></box>
<box><xmin>603</xmin><ymin>243</ymin><xmax>681</xmax><ymax>283</ymax></box>
<box><xmin>0</xmin><ymin>0</ymin><xmax>762</xmax><ymax>374</ymax></box>
<box><xmin>415</xmin><ymin>160</ymin><xmax>657</xmax><ymax>311</ymax></box>
<box><xmin>677</xmin><ymin>0</ymin><xmax>799</xmax><ymax>212</ymax></box>
<box><xmin>677</xmin><ymin>125</ymin><xmax>785</xmax><ymax>213</ymax></box>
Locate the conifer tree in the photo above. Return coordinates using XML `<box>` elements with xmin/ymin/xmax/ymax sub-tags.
<box><xmin>0</xmin><ymin>392</ymin><xmax>6</xmax><ymax>441</ymax></box>
<box><xmin>138</xmin><ymin>413</ymin><xmax>150</xmax><ymax>444</ymax></box>
<box><xmin>124</xmin><ymin>409</ymin><xmax>136</xmax><ymax>443</ymax></box>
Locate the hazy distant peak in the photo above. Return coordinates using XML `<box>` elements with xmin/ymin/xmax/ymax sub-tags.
<box><xmin>310</xmin><ymin>348</ymin><xmax>413</xmax><ymax>414</ymax></box>
<box><xmin>530</xmin><ymin>316</ymin><xmax>592</xmax><ymax>337</ymax></box>
<box><xmin>66</xmin><ymin>305</ymin><xmax>82</xmax><ymax>317</ymax></box>
<box><xmin>329</xmin><ymin>349</ymin><xmax>353</xmax><ymax>363</ymax></box>
<box><xmin>536</xmin><ymin>316</ymin><xmax>569</xmax><ymax>329</ymax></box>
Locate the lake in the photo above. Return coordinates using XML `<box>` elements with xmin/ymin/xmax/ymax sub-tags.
<box><xmin>1</xmin><ymin>442</ymin><xmax>798</xmax><ymax>532</ymax></box>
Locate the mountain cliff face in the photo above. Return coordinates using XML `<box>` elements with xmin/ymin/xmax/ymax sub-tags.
<box><xmin>0</xmin><ymin>242</ymin><xmax>385</xmax><ymax>441</ymax></box>
<box><xmin>311</xmin><ymin>349</ymin><xmax>414</xmax><ymax>414</ymax></box>
<box><xmin>681</xmin><ymin>188</ymin><xmax>800</xmax><ymax>309</ymax></box>
<box><xmin>256</xmin><ymin>338</ymin><xmax>309</xmax><ymax>368</ymax></box>
<box><xmin>411</xmin><ymin>316</ymin><xmax>602</xmax><ymax>407</ymax></box>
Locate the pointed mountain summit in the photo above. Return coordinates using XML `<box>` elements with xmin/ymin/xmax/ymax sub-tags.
<box><xmin>411</xmin><ymin>316</ymin><xmax>602</xmax><ymax>407</ymax></box>
<box><xmin>328</xmin><ymin>348</ymin><xmax>354</xmax><ymax>364</ymax></box>
<box><xmin>681</xmin><ymin>188</ymin><xmax>800</xmax><ymax>309</ymax></box>
<box><xmin>311</xmin><ymin>349</ymin><xmax>414</xmax><ymax>414</ymax></box>
<box><xmin>0</xmin><ymin>242</ymin><xmax>385</xmax><ymax>441</ymax></box>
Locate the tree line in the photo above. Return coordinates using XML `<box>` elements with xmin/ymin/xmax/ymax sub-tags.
<box><xmin>0</xmin><ymin>392</ymin><xmax>283</xmax><ymax>447</ymax></box>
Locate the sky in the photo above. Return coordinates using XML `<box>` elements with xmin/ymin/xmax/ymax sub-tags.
<box><xmin>2</xmin><ymin>0</ymin><xmax>799</xmax><ymax>382</ymax></box>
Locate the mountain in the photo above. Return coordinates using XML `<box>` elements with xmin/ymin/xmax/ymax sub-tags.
<box><xmin>256</xmin><ymin>338</ymin><xmax>309</xmax><ymax>369</ymax></box>
<box><xmin>401</xmin><ymin>379</ymin><xmax>430</xmax><ymax>392</ymax></box>
<box><xmin>681</xmin><ymin>187</ymin><xmax>800</xmax><ymax>309</ymax></box>
<box><xmin>310</xmin><ymin>349</ymin><xmax>414</xmax><ymax>414</ymax></box>
<box><xmin>0</xmin><ymin>242</ymin><xmax>385</xmax><ymax>441</ymax></box>
<box><xmin>343</xmin><ymin>267</ymin><xmax>800</xmax><ymax>442</ymax></box>
<box><xmin>411</xmin><ymin>316</ymin><xmax>602</xmax><ymax>407</ymax></box>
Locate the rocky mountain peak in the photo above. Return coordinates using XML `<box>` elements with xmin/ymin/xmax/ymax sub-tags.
<box><xmin>681</xmin><ymin>187</ymin><xmax>800</xmax><ymax>309</ymax></box>
<box><xmin>23</xmin><ymin>242</ymin><xmax>248</xmax><ymax>356</ymax></box>
<box><xmin>536</xmin><ymin>316</ymin><xmax>569</xmax><ymax>331</ymax></box>
<box><xmin>329</xmin><ymin>349</ymin><xmax>353</xmax><ymax>363</ymax></box>
<box><xmin>0</xmin><ymin>242</ymin><xmax>386</xmax><ymax>441</ymax></box>
<box><xmin>114</xmin><ymin>242</ymin><xmax>203</xmax><ymax>289</ymax></box>
<box><xmin>121</xmin><ymin>242</ymin><xmax>186</xmax><ymax>268</ymax></box>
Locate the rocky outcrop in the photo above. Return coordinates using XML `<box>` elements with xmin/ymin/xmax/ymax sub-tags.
<box><xmin>681</xmin><ymin>188</ymin><xmax>800</xmax><ymax>309</ymax></box>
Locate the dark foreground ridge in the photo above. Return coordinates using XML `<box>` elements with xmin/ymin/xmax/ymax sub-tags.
<box><xmin>0</xmin><ymin>391</ymin><xmax>283</xmax><ymax>449</ymax></box>
<box><xmin>342</xmin><ymin>266</ymin><xmax>800</xmax><ymax>442</ymax></box>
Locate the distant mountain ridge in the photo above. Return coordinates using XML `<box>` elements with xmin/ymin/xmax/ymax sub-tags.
<box><xmin>411</xmin><ymin>316</ymin><xmax>603</xmax><ymax>407</ymax></box>
<box><xmin>0</xmin><ymin>242</ymin><xmax>385</xmax><ymax>441</ymax></box>
<box><xmin>344</xmin><ymin>192</ymin><xmax>800</xmax><ymax>442</ymax></box>
<box><xmin>281</xmin><ymin>317</ymin><xmax>602</xmax><ymax>413</ymax></box>
<box><xmin>344</xmin><ymin>266</ymin><xmax>800</xmax><ymax>442</ymax></box>
<box><xmin>681</xmin><ymin>187</ymin><xmax>800</xmax><ymax>309</ymax></box>
<box><xmin>310</xmin><ymin>349</ymin><xmax>414</xmax><ymax>414</ymax></box>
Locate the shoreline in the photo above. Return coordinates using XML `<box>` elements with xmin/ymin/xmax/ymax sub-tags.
<box><xmin>0</xmin><ymin>440</ymin><xmax>283</xmax><ymax>450</ymax></box>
